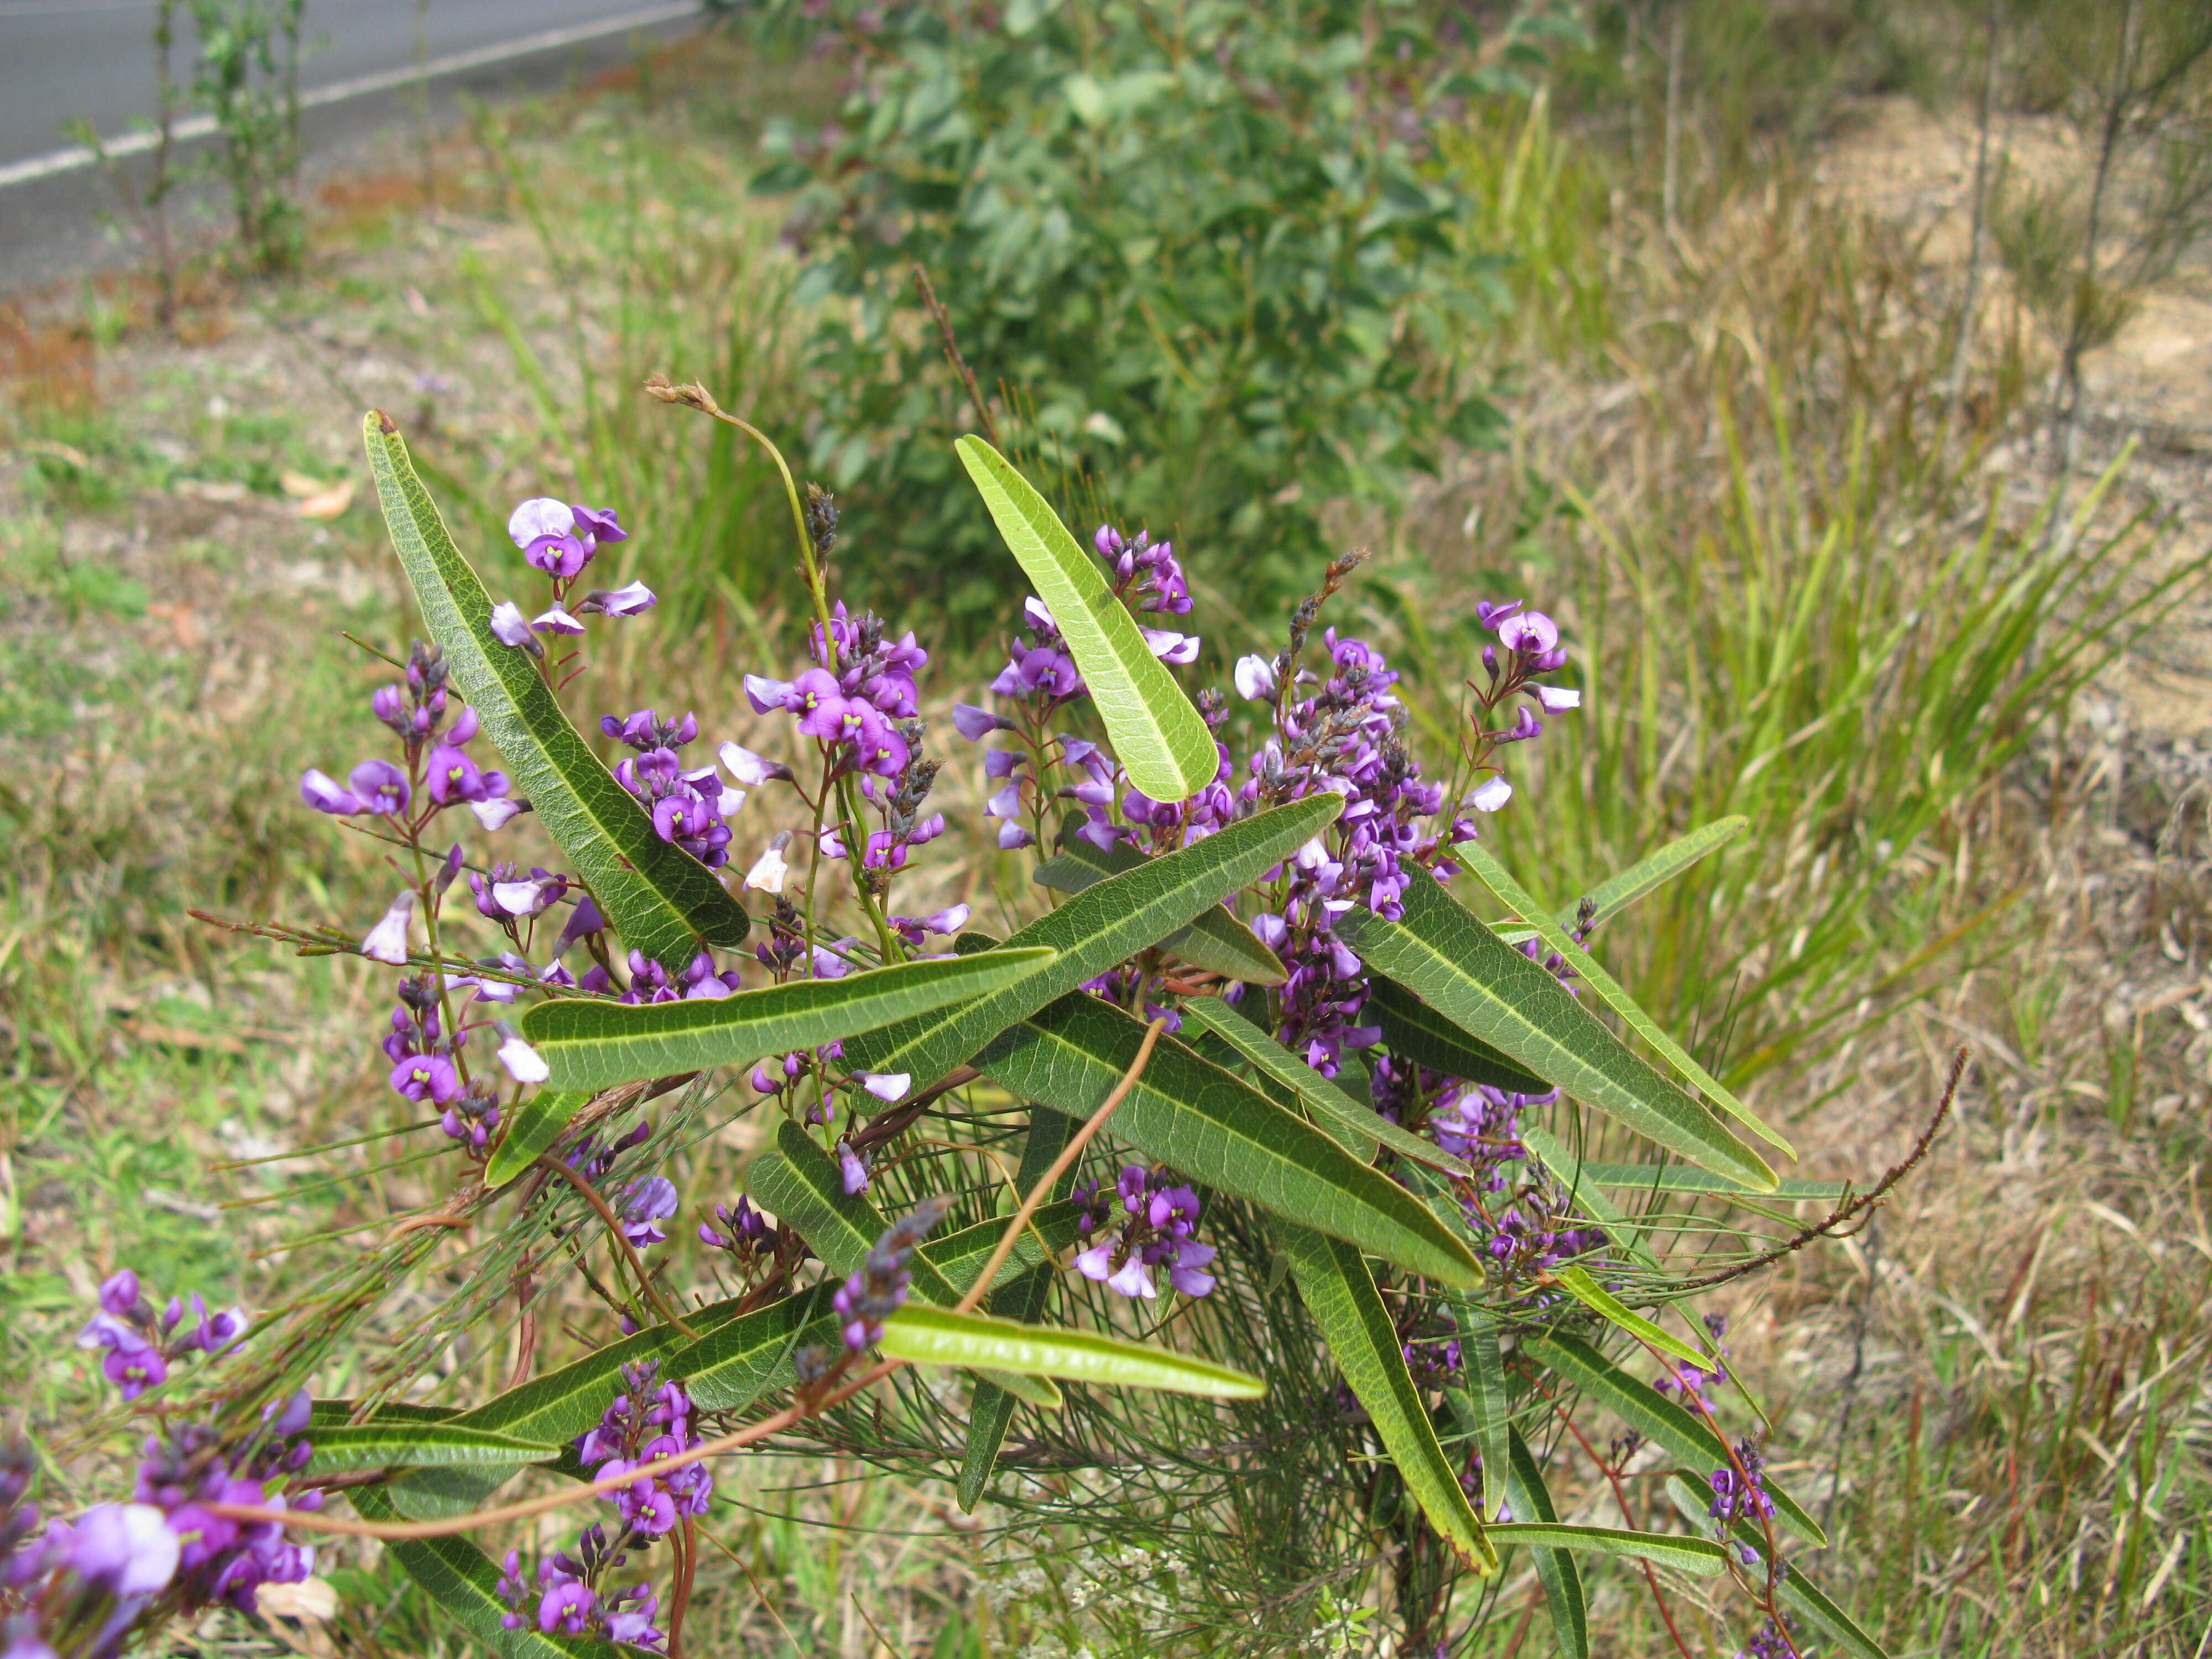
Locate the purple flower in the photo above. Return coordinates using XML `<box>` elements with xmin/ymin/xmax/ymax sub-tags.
<box><xmin>361</xmin><ymin>891</ymin><xmax>415</xmax><ymax>965</ymax></box>
<box><xmin>1233</xmin><ymin>654</ymin><xmax>1278</xmax><ymax>701</ymax></box>
<box><xmin>718</xmin><ymin>742</ymin><xmax>792</xmax><ymax>786</ymax></box>
<box><xmin>1498</xmin><ymin>611</ymin><xmax>1559</xmax><ymax>655</ymax></box>
<box><xmin>580</xmin><ymin>580</ymin><xmax>656</xmax><ymax>617</ymax></box>
<box><xmin>837</xmin><ymin>1144</ymin><xmax>872</xmax><ymax>1196</ymax></box>
<box><xmin>60</xmin><ymin>1503</ymin><xmax>180</xmax><ymax>1598</ymax></box>
<box><xmin>1142</xmin><ymin>627</ymin><xmax>1200</xmax><ymax>666</ymax></box>
<box><xmin>389</xmin><ymin>1052</ymin><xmax>460</xmax><ymax>1105</ymax></box>
<box><xmin>568</xmin><ymin>503</ymin><xmax>628</xmax><ymax>546</ymax></box>
<box><xmin>488</xmin><ymin>602</ymin><xmax>541</xmax><ymax>656</ymax></box>
<box><xmin>424</xmin><ymin>744</ymin><xmax>508</xmax><ymax>806</ymax></box>
<box><xmin>951</xmin><ymin>702</ymin><xmax>1011</xmax><ymax>739</ymax></box>
<box><xmin>509</xmin><ymin>498</ymin><xmax>588</xmax><ymax>578</ymax></box>
<box><xmin>1168</xmin><ymin>1240</ymin><xmax>1218</xmax><ymax>1297</ymax></box>
<box><xmin>620</xmin><ymin>1177</ymin><xmax>679</xmax><ymax>1249</ymax></box>
<box><xmin>299</xmin><ymin>769</ymin><xmax>359</xmax><ymax>813</ymax></box>
<box><xmin>530</xmin><ymin>606</ymin><xmax>586</xmax><ymax>637</ymax></box>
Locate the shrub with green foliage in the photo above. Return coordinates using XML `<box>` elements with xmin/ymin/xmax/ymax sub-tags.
<box><xmin>745</xmin><ymin>0</ymin><xmax>1572</xmax><ymax>624</ymax></box>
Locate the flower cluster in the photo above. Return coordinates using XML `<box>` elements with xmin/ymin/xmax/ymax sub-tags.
<box><xmin>1655</xmin><ymin>1313</ymin><xmax>1734</xmax><ymax>1415</ymax></box>
<box><xmin>1735</xmin><ymin>1614</ymin><xmax>1801</xmax><ymax>1659</ymax></box>
<box><xmin>620</xmin><ymin>1177</ymin><xmax>680</xmax><ymax>1250</ymax></box>
<box><xmin>379</xmin><ymin>973</ymin><xmax>508</xmax><ymax>1149</ymax></box>
<box><xmin>606</xmin><ymin>708</ymin><xmax>742</xmax><ymax>870</ymax></box>
<box><xmin>498</xmin><ymin>1526</ymin><xmax>663</xmax><ymax>1649</ymax></box>
<box><xmin>487</xmin><ymin>498</ymin><xmax>656</xmax><ymax>653</ymax></box>
<box><xmin>580</xmin><ymin>947</ymin><xmax>745</xmax><ymax>1005</ymax></box>
<box><xmin>747</xmin><ymin>601</ymin><xmax>927</xmax><ymax>781</ymax></box>
<box><xmin>1462</xmin><ymin>1182</ymin><xmax>1609</xmax><ymax>1283</ymax></box>
<box><xmin>989</xmin><ymin>597</ymin><xmax>1087</xmax><ymax>713</ymax></box>
<box><xmin>574</xmin><ymin>1363</ymin><xmax>713</xmax><ymax>1541</ymax></box>
<box><xmin>1708</xmin><ymin>1437</ymin><xmax>1776</xmax><ymax>1526</ymax></box>
<box><xmin>301</xmin><ymin>645</ymin><xmax>520</xmax><ymax>834</ymax></box>
<box><xmin>1071</xmin><ymin>1166</ymin><xmax>1217</xmax><ymax>1301</ymax></box>
<box><xmin>74</xmin><ymin>1271</ymin><xmax>247</xmax><ymax>1403</ymax></box>
<box><xmin>698</xmin><ymin>1195</ymin><xmax>780</xmax><ymax>1274</ymax></box>
<box><xmin>833</xmin><ymin>1197</ymin><xmax>954</xmax><ymax>1353</ymax></box>
<box><xmin>1097</xmin><ymin>524</ymin><xmax>1192</xmax><ymax>618</ymax></box>
<box><xmin>132</xmin><ymin>1397</ymin><xmax>319</xmax><ymax>1613</ymax></box>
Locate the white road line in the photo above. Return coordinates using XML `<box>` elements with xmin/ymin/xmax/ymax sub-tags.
<box><xmin>0</xmin><ymin>1</ymin><xmax>699</xmax><ymax>189</ymax></box>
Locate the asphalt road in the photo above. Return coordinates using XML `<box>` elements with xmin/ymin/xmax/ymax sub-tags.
<box><xmin>0</xmin><ymin>0</ymin><xmax>708</xmax><ymax>296</ymax></box>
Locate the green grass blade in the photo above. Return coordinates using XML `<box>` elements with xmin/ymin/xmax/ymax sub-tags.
<box><xmin>1460</xmin><ymin>841</ymin><xmax>1791</xmax><ymax>1156</ymax></box>
<box><xmin>955</xmin><ymin>436</ymin><xmax>1218</xmax><ymax>801</ymax></box>
<box><xmin>354</xmin><ymin>1486</ymin><xmax>626</xmax><ymax>1657</ymax></box>
<box><xmin>1562</xmin><ymin>816</ymin><xmax>1749</xmax><ymax>932</ymax></box>
<box><xmin>362</xmin><ymin>412</ymin><xmax>750</xmax><ymax>966</ymax></box>
<box><xmin>521</xmin><ymin>948</ymin><xmax>1058</xmax><ymax>1091</ymax></box>
<box><xmin>1338</xmin><ymin>870</ymin><xmax>1777</xmax><ymax>1192</ymax></box>
<box><xmin>958</xmin><ymin>1112</ymin><xmax>1074</xmax><ymax>1512</ymax></box>
<box><xmin>1521</xmin><ymin>1151</ymin><xmax>1848</xmax><ymax>1200</ymax></box>
<box><xmin>878</xmin><ymin>1304</ymin><xmax>1264</xmax><ymax>1399</ymax></box>
<box><xmin>303</xmin><ymin>1423</ymin><xmax>557</xmax><ymax>1475</ymax></box>
<box><xmin>844</xmin><ymin>795</ymin><xmax>1342</xmax><ymax>1093</ymax></box>
<box><xmin>1552</xmin><ymin>1265</ymin><xmax>1710</xmax><ymax>1369</ymax></box>
<box><xmin>1529</xmin><ymin>1332</ymin><xmax>1826</xmax><ymax>1546</ymax></box>
<box><xmin>1503</xmin><ymin>1428</ymin><xmax>1591</xmax><ymax>1659</ymax></box>
<box><xmin>1034</xmin><ymin>832</ymin><xmax>1287</xmax><ymax>985</ymax></box>
<box><xmin>1366</xmin><ymin>977</ymin><xmax>1551</xmax><ymax>1093</ymax></box>
<box><xmin>484</xmin><ymin>1090</ymin><xmax>588</xmax><ymax>1187</ymax></box>
<box><xmin>1181</xmin><ymin>997</ymin><xmax>1474</xmax><ymax>1178</ymax></box>
<box><xmin>1485</xmin><ymin>1523</ymin><xmax>1728</xmax><ymax>1577</ymax></box>
<box><xmin>1282</xmin><ymin>1225</ymin><xmax>1498</xmax><ymax>1573</ymax></box>
<box><xmin>978</xmin><ymin>988</ymin><xmax>1486</xmax><ymax>1288</ymax></box>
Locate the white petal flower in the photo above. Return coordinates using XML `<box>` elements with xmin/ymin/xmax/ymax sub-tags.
<box><xmin>470</xmin><ymin>797</ymin><xmax>526</xmax><ymax>832</ymax></box>
<box><xmin>487</xmin><ymin>601</ymin><xmax>538</xmax><ymax>652</ymax></box>
<box><xmin>1233</xmin><ymin>654</ymin><xmax>1277</xmax><ymax>701</ymax></box>
<box><xmin>1142</xmin><ymin>628</ymin><xmax>1200</xmax><ymax>665</ymax></box>
<box><xmin>719</xmin><ymin>742</ymin><xmax>791</xmax><ymax>787</ymax></box>
<box><xmin>1469</xmin><ymin>776</ymin><xmax>1514</xmax><ymax>813</ymax></box>
<box><xmin>1531</xmin><ymin>684</ymin><xmax>1581</xmax><ymax>712</ymax></box>
<box><xmin>360</xmin><ymin>891</ymin><xmax>415</xmax><ymax>964</ymax></box>
<box><xmin>858</xmin><ymin>1072</ymin><xmax>910</xmax><ymax>1103</ymax></box>
<box><xmin>492</xmin><ymin>880</ymin><xmax>550</xmax><ymax>917</ymax></box>
<box><xmin>530</xmin><ymin>606</ymin><xmax>586</xmax><ymax>636</ymax></box>
<box><xmin>495</xmin><ymin>1030</ymin><xmax>550</xmax><ymax>1083</ymax></box>
<box><xmin>744</xmin><ymin>832</ymin><xmax>791</xmax><ymax>893</ymax></box>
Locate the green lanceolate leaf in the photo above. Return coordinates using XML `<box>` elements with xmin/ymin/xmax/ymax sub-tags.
<box><xmin>956</xmin><ymin>436</ymin><xmax>1218</xmax><ymax>801</ymax></box>
<box><xmin>484</xmin><ymin>1090</ymin><xmax>587</xmax><ymax>1187</ymax></box>
<box><xmin>1484</xmin><ymin>1523</ymin><xmax>1728</xmax><ymax>1577</ymax></box>
<box><xmin>1459</xmin><ymin>841</ymin><xmax>1791</xmax><ymax>1156</ymax></box>
<box><xmin>742</xmin><ymin>1125</ymin><xmax>1069</xmax><ymax>1403</ymax></box>
<box><xmin>1551</xmin><ymin>1265</ymin><xmax>1712</xmax><ymax>1370</ymax></box>
<box><xmin>1450</xmin><ymin>1303</ymin><xmax>1513</xmax><ymax>1521</ymax></box>
<box><xmin>845</xmin><ymin>795</ymin><xmax>1342</xmax><ymax>1094</ymax></box>
<box><xmin>1035</xmin><ymin>829</ymin><xmax>1287</xmax><ymax>985</ymax></box>
<box><xmin>1282</xmin><ymin>1225</ymin><xmax>1496</xmax><ymax>1573</ymax></box>
<box><xmin>309</xmin><ymin>1400</ymin><xmax>457</xmax><ymax>1426</ymax></box>
<box><xmin>354</xmin><ymin>1486</ymin><xmax>623</xmax><ymax>1658</ymax></box>
<box><xmin>452</xmin><ymin>1296</ymin><xmax>753</xmax><ymax>1447</ymax></box>
<box><xmin>1503</xmin><ymin>1428</ymin><xmax>1590</xmax><ymax>1659</ymax></box>
<box><xmin>304</xmin><ymin>1423</ymin><xmax>557</xmax><ymax>1475</ymax></box>
<box><xmin>1528</xmin><ymin>1332</ymin><xmax>1826</xmax><ymax>1546</ymax></box>
<box><xmin>1181</xmin><ymin>997</ymin><xmax>1473</xmax><ymax>1178</ymax></box>
<box><xmin>522</xmin><ymin>948</ymin><xmax>1058</xmax><ymax>1092</ymax></box>
<box><xmin>1366</xmin><ymin>978</ymin><xmax>1550</xmax><ymax>1094</ymax></box>
<box><xmin>958</xmin><ymin>1112</ymin><xmax>1074</xmax><ymax>1512</ymax></box>
<box><xmin>978</xmin><ymin>989</ymin><xmax>1485</xmax><ymax>1288</ymax></box>
<box><xmin>878</xmin><ymin>1304</ymin><xmax>1265</xmax><ymax>1398</ymax></box>
<box><xmin>674</xmin><ymin>1287</ymin><xmax>841</xmax><ymax>1414</ymax></box>
<box><xmin>1338</xmin><ymin>870</ymin><xmax>1777</xmax><ymax>1193</ymax></box>
<box><xmin>1566</xmin><ymin>816</ymin><xmax>1749</xmax><ymax>933</ymax></box>
<box><xmin>1663</xmin><ymin>1477</ymin><xmax>1887</xmax><ymax>1659</ymax></box>
<box><xmin>745</xmin><ymin>1120</ymin><xmax>961</xmax><ymax>1302</ymax></box>
<box><xmin>927</xmin><ymin>1202</ymin><xmax>1087</xmax><ymax>1298</ymax></box>
<box><xmin>362</xmin><ymin>412</ymin><xmax>749</xmax><ymax>965</ymax></box>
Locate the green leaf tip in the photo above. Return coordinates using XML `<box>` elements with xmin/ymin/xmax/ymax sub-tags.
<box><xmin>954</xmin><ymin>435</ymin><xmax>1218</xmax><ymax>802</ymax></box>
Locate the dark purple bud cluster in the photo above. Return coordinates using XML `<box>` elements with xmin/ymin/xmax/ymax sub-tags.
<box><xmin>1400</xmin><ymin>1331</ymin><xmax>1464</xmax><ymax>1390</ymax></box>
<box><xmin>74</xmin><ymin>1270</ymin><xmax>247</xmax><ymax>1402</ymax></box>
<box><xmin>698</xmin><ymin>1195</ymin><xmax>780</xmax><ymax>1270</ymax></box>
<box><xmin>382</xmin><ymin>973</ymin><xmax>505</xmax><ymax>1149</ymax></box>
<box><xmin>1734</xmin><ymin>1614</ymin><xmax>1801</xmax><ymax>1659</ymax></box>
<box><xmin>133</xmin><ymin>1394</ymin><xmax>319</xmax><ymax>1613</ymax></box>
<box><xmin>1096</xmin><ymin>524</ymin><xmax>1193</xmax><ymax>617</ymax></box>
<box><xmin>1071</xmin><ymin>1166</ymin><xmax>1217</xmax><ymax>1301</ymax></box>
<box><xmin>1463</xmin><ymin>1183</ymin><xmax>1609</xmax><ymax>1283</ymax></box>
<box><xmin>833</xmin><ymin>1197</ymin><xmax>954</xmax><ymax>1352</ymax></box>
<box><xmin>1708</xmin><ymin>1437</ymin><xmax>1776</xmax><ymax>1525</ymax></box>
